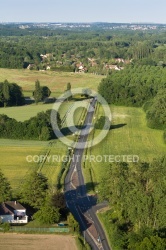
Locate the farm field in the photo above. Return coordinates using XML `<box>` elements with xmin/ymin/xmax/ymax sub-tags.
<box><xmin>0</xmin><ymin>103</ymin><xmax>54</xmax><ymax>121</ymax></box>
<box><xmin>0</xmin><ymin>100</ymin><xmax>88</xmax><ymax>190</ymax></box>
<box><xmin>0</xmin><ymin>68</ymin><xmax>104</xmax><ymax>96</ymax></box>
<box><xmin>83</xmin><ymin>105</ymin><xmax>166</xmax><ymax>191</ymax></box>
<box><xmin>0</xmin><ymin>139</ymin><xmax>46</xmax><ymax>189</ymax></box>
<box><xmin>0</xmin><ymin>98</ymin><xmax>89</xmax><ymax>122</ymax></box>
<box><xmin>0</xmin><ymin>233</ymin><xmax>78</xmax><ymax>250</ymax></box>
<box><xmin>0</xmin><ymin>101</ymin><xmax>75</xmax><ymax>122</ymax></box>
<box><xmin>0</xmin><ymin>139</ymin><xmax>67</xmax><ymax>190</ymax></box>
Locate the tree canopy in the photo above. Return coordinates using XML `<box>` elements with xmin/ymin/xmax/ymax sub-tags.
<box><xmin>0</xmin><ymin>170</ymin><xmax>12</xmax><ymax>203</ymax></box>
<box><xmin>0</xmin><ymin>109</ymin><xmax>60</xmax><ymax>141</ymax></box>
<box><xmin>33</xmin><ymin>80</ymin><xmax>51</xmax><ymax>103</ymax></box>
<box><xmin>98</xmin><ymin>157</ymin><xmax>166</xmax><ymax>249</ymax></box>
<box><xmin>0</xmin><ymin>80</ymin><xmax>24</xmax><ymax>107</ymax></box>
<box><xmin>20</xmin><ymin>171</ymin><xmax>49</xmax><ymax>209</ymax></box>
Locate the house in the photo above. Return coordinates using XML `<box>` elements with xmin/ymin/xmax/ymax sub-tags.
<box><xmin>104</xmin><ymin>63</ymin><xmax>123</xmax><ymax>71</ymax></box>
<box><xmin>75</xmin><ymin>63</ymin><xmax>87</xmax><ymax>73</ymax></box>
<box><xmin>0</xmin><ymin>201</ymin><xmax>28</xmax><ymax>224</ymax></box>
<box><xmin>27</xmin><ymin>64</ymin><xmax>35</xmax><ymax>70</ymax></box>
<box><xmin>114</xmin><ymin>58</ymin><xmax>125</xmax><ymax>63</ymax></box>
<box><xmin>46</xmin><ymin>65</ymin><xmax>51</xmax><ymax>70</ymax></box>
<box><xmin>88</xmin><ymin>58</ymin><xmax>97</xmax><ymax>67</ymax></box>
<box><xmin>78</xmin><ymin>65</ymin><xmax>84</xmax><ymax>71</ymax></box>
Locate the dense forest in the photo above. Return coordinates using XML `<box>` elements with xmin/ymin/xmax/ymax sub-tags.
<box><xmin>0</xmin><ymin>24</ymin><xmax>166</xmax><ymax>73</ymax></box>
<box><xmin>98</xmin><ymin>65</ymin><xmax>166</xmax><ymax>141</ymax></box>
<box><xmin>99</xmin><ymin>157</ymin><xmax>166</xmax><ymax>249</ymax></box>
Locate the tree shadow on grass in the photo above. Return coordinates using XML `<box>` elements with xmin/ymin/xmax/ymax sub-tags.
<box><xmin>61</xmin><ymin>125</ymin><xmax>86</xmax><ymax>137</ymax></box>
<box><xmin>86</xmin><ymin>182</ymin><xmax>99</xmax><ymax>194</ymax></box>
<box><xmin>110</xmin><ymin>123</ymin><xmax>127</xmax><ymax>130</ymax></box>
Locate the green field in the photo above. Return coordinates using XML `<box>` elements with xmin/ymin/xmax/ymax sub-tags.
<box><xmin>0</xmin><ymin>138</ymin><xmax>67</xmax><ymax>190</ymax></box>
<box><xmin>0</xmin><ymin>139</ymin><xmax>47</xmax><ymax>189</ymax></box>
<box><xmin>0</xmin><ymin>103</ymin><xmax>54</xmax><ymax>121</ymax></box>
<box><xmin>0</xmin><ymin>99</ymin><xmax>86</xmax><ymax>122</ymax></box>
<box><xmin>1</xmin><ymin>68</ymin><xmax>165</xmax><ymax>197</ymax></box>
<box><xmin>0</xmin><ymin>99</ymin><xmax>88</xmax><ymax>190</ymax></box>
<box><xmin>83</xmin><ymin>105</ymin><xmax>166</xmax><ymax>192</ymax></box>
<box><xmin>0</xmin><ymin>68</ymin><xmax>104</xmax><ymax>97</ymax></box>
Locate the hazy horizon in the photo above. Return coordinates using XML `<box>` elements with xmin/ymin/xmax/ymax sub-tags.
<box><xmin>0</xmin><ymin>0</ymin><xmax>166</xmax><ymax>24</ymax></box>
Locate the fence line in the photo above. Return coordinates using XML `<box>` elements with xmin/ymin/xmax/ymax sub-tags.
<box><xmin>10</xmin><ymin>227</ymin><xmax>69</xmax><ymax>233</ymax></box>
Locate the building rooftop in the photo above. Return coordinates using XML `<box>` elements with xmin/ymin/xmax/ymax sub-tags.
<box><xmin>0</xmin><ymin>201</ymin><xmax>25</xmax><ymax>215</ymax></box>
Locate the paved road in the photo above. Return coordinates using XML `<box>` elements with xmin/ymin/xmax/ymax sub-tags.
<box><xmin>64</xmin><ymin>98</ymin><xmax>110</xmax><ymax>250</ymax></box>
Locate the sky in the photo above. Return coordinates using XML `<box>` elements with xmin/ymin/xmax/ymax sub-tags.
<box><xmin>0</xmin><ymin>0</ymin><xmax>166</xmax><ymax>24</ymax></box>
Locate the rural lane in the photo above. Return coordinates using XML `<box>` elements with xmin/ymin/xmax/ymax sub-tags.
<box><xmin>64</xmin><ymin>98</ymin><xmax>111</xmax><ymax>250</ymax></box>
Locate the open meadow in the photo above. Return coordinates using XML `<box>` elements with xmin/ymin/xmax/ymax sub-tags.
<box><xmin>0</xmin><ymin>100</ymin><xmax>82</xmax><ymax>122</ymax></box>
<box><xmin>0</xmin><ymin>233</ymin><xmax>78</xmax><ymax>250</ymax></box>
<box><xmin>0</xmin><ymin>139</ymin><xmax>66</xmax><ymax>190</ymax></box>
<box><xmin>83</xmin><ymin>105</ymin><xmax>166</xmax><ymax>192</ymax></box>
<box><xmin>0</xmin><ymin>103</ymin><xmax>54</xmax><ymax>121</ymax></box>
<box><xmin>0</xmin><ymin>68</ymin><xmax>104</xmax><ymax>97</ymax></box>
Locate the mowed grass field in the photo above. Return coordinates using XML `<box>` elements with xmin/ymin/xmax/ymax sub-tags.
<box><xmin>0</xmin><ymin>233</ymin><xmax>78</xmax><ymax>250</ymax></box>
<box><xmin>0</xmin><ymin>139</ymin><xmax>48</xmax><ymax>189</ymax></box>
<box><xmin>0</xmin><ymin>103</ymin><xmax>54</xmax><ymax>121</ymax></box>
<box><xmin>83</xmin><ymin>105</ymin><xmax>166</xmax><ymax>190</ymax></box>
<box><xmin>0</xmin><ymin>68</ymin><xmax>104</xmax><ymax>96</ymax></box>
<box><xmin>0</xmin><ymin>101</ymin><xmax>71</xmax><ymax>189</ymax></box>
<box><xmin>0</xmin><ymin>139</ymin><xmax>67</xmax><ymax>190</ymax></box>
<box><xmin>0</xmin><ymin>100</ymin><xmax>88</xmax><ymax>190</ymax></box>
<box><xmin>0</xmin><ymin>100</ymin><xmax>77</xmax><ymax>122</ymax></box>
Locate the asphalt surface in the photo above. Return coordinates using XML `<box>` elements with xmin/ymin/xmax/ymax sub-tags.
<box><xmin>64</xmin><ymin>98</ymin><xmax>111</xmax><ymax>250</ymax></box>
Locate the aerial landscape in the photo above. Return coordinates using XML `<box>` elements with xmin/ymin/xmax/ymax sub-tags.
<box><xmin>0</xmin><ymin>0</ymin><xmax>166</xmax><ymax>250</ymax></box>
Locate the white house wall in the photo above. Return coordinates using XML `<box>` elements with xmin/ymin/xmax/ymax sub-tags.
<box><xmin>14</xmin><ymin>209</ymin><xmax>26</xmax><ymax>216</ymax></box>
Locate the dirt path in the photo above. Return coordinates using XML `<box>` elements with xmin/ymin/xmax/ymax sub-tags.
<box><xmin>0</xmin><ymin>233</ymin><xmax>78</xmax><ymax>250</ymax></box>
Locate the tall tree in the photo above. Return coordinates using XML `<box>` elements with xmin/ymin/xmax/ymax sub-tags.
<box><xmin>33</xmin><ymin>202</ymin><xmax>60</xmax><ymax>224</ymax></box>
<box><xmin>51</xmin><ymin>191</ymin><xmax>66</xmax><ymax>209</ymax></box>
<box><xmin>0</xmin><ymin>170</ymin><xmax>12</xmax><ymax>203</ymax></box>
<box><xmin>20</xmin><ymin>171</ymin><xmax>48</xmax><ymax>209</ymax></box>
<box><xmin>41</xmin><ymin>86</ymin><xmax>51</xmax><ymax>101</ymax></box>
<box><xmin>2</xmin><ymin>80</ymin><xmax>10</xmax><ymax>107</ymax></box>
<box><xmin>33</xmin><ymin>80</ymin><xmax>42</xmax><ymax>104</ymax></box>
<box><xmin>65</xmin><ymin>82</ymin><xmax>72</xmax><ymax>101</ymax></box>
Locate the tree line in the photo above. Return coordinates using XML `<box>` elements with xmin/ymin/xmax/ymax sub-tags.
<box><xmin>0</xmin><ymin>109</ymin><xmax>60</xmax><ymax>141</ymax></box>
<box><xmin>0</xmin><ymin>79</ymin><xmax>52</xmax><ymax>107</ymax></box>
<box><xmin>98</xmin><ymin>65</ymin><xmax>166</xmax><ymax>141</ymax></box>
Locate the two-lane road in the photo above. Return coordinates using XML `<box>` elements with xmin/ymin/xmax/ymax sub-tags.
<box><xmin>64</xmin><ymin>98</ymin><xmax>110</xmax><ymax>250</ymax></box>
